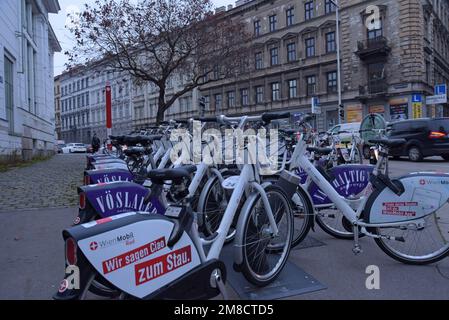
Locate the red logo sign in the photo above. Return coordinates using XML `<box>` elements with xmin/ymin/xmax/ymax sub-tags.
<box><xmin>102</xmin><ymin>237</ymin><xmax>166</xmax><ymax>274</ymax></box>
<box><xmin>58</xmin><ymin>279</ymin><xmax>68</xmax><ymax>293</ymax></box>
<box><xmin>90</xmin><ymin>241</ymin><xmax>98</xmax><ymax>251</ymax></box>
<box><xmin>134</xmin><ymin>245</ymin><xmax>192</xmax><ymax>286</ymax></box>
<box><xmin>420</xmin><ymin>179</ymin><xmax>426</xmax><ymax>185</ymax></box>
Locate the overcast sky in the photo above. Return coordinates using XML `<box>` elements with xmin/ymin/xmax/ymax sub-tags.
<box><xmin>49</xmin><ymin>0</ymin><xmax>236</xmax><ymax>76</ymax></box>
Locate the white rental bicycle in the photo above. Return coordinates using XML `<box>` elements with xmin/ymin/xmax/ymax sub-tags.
<box><xmin>290</xmin><ymin>115</ymin><xmax>449</xmax><ymax>264</ymax></box>
<box><xmin>55</xmin><ymin>112</ymin><xmax>295</xmax><ymax>300</ymax></box>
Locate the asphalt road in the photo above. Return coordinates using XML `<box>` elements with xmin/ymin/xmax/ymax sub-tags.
<box><xmin>0</xmin><ymin>154</ymin><xmax>448</xmax><ymax>299</ymax></box>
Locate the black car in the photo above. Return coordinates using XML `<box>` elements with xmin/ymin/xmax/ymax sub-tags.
<box><xmin>387</xmin><ymin>118</ymin><xmax>449</xmax><ymax>162</ymax></box>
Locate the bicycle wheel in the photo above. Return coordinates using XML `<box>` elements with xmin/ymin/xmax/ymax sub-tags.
<box><xmin>373</xmin><ymin>201</ymin><xmax>449</xmax><ymax>264</ymax></box>
<box><xmin>198</xmin><ymin>173</ymin><xmax>236</xmax><ymax>242</ymax></box>
<box><xmin>290</xmin><ymin>187</ymin><xmax>314</xmax><ymax>247</ymax></box>
<box><xmin>240</xmin><ymin>185</ymin><xmax>293</xmax><ymax>286</ymax></box>
<box><xmin>315</xmin><ymin>207</ymin><xmax>355</xmax><ymax>240</ymax></box>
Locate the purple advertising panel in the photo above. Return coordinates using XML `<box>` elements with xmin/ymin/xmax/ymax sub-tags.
<box><xmin>308</xmin><ymin>164</ymin><xmax>373</xmax><ymax>205</ymax></box>
<box><xmin>85</xmin><ymin>169</ymin><xmax>134</xmax><ymax>185</ymax></box>
<box><xmin>79</xmin><ymin>182</ymin><xmax>155</xmax><ymax>217</ymax></box>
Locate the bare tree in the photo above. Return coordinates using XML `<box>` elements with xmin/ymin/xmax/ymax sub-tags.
<box><xmin>67</xmin><ymin>0</ymin><xmax>250</xmax><ymax>124</ymax></box>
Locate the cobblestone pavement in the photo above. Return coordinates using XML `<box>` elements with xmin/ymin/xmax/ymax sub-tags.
<box><xmin>0</xmin><ymin>154</ymin><xmax>85</xmax><ymax>211</ymax></box>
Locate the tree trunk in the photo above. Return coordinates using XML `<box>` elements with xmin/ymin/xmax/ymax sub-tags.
<box><xmin>156</xmin><ymin>85</ymin><xmax>166</xmax><ymax>125</ymax></box>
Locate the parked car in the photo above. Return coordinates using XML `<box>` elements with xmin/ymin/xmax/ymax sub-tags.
<box><xmin>56</xmin><ymin>143</ymin><xmax>66</xmax><ymax>154</ymax></box>
<box><xmin>62</xmin><ymin>143</ymin><xmax>87</xmax><ymax>154</ymax></box>
<box><xmin>387</xmin><ymin>118</ymin><xmax>449</xmax><ymax>162</ymax></box>
<box><xmin>327</xmin><ymin>122</ymin><xmax>361</xmax><ymax>144</ymax></box>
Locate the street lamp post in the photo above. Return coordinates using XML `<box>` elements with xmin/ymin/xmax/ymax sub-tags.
<box><xmin>330</xmin><ymin>0</ymin><xmax>343</xmax><ymax>124</ymax></box>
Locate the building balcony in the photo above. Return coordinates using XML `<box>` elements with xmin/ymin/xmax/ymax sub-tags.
<box><xmin>356</xmin><ymin>36</ymin><xmax>391</xmax><ymax>61</ymax></box>
<box><xmin>358</xmin><ymin>79</ymin><xmax>388</xmax><ymax>96</ymax></box>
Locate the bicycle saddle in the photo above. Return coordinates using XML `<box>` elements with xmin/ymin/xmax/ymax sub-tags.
<box><xmin>124</xmin><ymin>147</ymin><xmax>145</xmax><ymax>157</ymax></box>
<box><xmin>306</xmin><ymin>146</ymin><xmax>333</xmax><ymax>155</ymax></box>
<box><xmin>147</xmin><ymin>165</ymin><xmax>197</xmax><ymax>184</ymax></box>
<box><xmin>368</xmin><ymin>138</ymin><xmax>406</xmax><ymax>148</ymax></box>
<box><xmin>124</xmin><ymin>135</ymin><xmax>163</xmax><ymax>146</ymax></box>
<box><xmin>109</xmin><ymin>135</ymin><xmax>126</xmax><ymax>144</ymax></box>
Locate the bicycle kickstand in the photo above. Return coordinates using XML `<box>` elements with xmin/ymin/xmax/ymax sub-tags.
<box><xmin>352</xmin><ymin>224</ymin><xmax>363</xmax><ymax>255</ymax></box>
<box><xmin>211</xmin><ymin>269</ymin><xmax>229</xmax><ymax>300</ymax></box>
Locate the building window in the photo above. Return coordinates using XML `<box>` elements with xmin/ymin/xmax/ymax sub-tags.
<box><xmin>368</xmin><ymin>62</ymin><xmax>386</xmax><ymax>94</ymax></box>
<box><xmin>256</xmin><ymin>86</ymin><xmax>264</xmax><ymax>103</ymax></box>
<box><xmin>254</xmin><ymin>20</ymin><xmax>261</xmax><ymax>36</ymax></box>
<box><xmin>215</xmin><ymin>94</ymin><xmax>222</xmax><ymax>110</ymax></box>
<box><xmin>305</xmin><ymin>37</ymin><xmax>315</xmax><ymax>57</ymax></box>
<box><xmin>306</xmin><ymin>75</ymin><xmax>316</xmax><ymax>96</ymax></box>
<box><xmin>4</xmin><ymin>56</ymin><xmax>14</xmax><ymax>133</ymax></box>
<box><xmin>327</xmin><ymin>71</ymin><xmax>338</xmax><ymax>93</ymax></box>
<box><xmin>271</xmin><ymin>83</ymin><xmax>280</xmax><ymax>101</ymax></box>
<box><xmin>287</xmin><ymin>43</ymin><xmax>297</xmax><ymax>62</ymax></box>
<box><xmin>269</xmin><ymin>15</ymin><xmax>277</xmax><ymax>32</ymax></box>
<box><xmin>326</xmin><ymin>32</ymin><xmax>336</xmax><ymax>53</ymax></box>
<box><xmin>305</xmin><ymin>1</ymin><xmax>314</xmax><ymax>20</ymax></box>
<box><xmin>270</xmin><ymin>47</ymin><xmax>279</xmax><ymax>66</ymax></box>
<box><xmin>255</xmin><ymin>52</ymin><xmax>263</xmax><ymax>70</ymax></box>
<box><xmin>286</xmin><ymin>8</ymin><xmax>294</xmax><ymax>26</ymax></box>
<box><xmin>227</xmin><ymin>91</ymin><xmax>235</xmax><ymax>107</ymax></box>
<box><xmin>241</xmin><ymin>89</ymin><xmax>249</xmax><ymax>106</ymax></box>
<box><xmin>325</xmin><ymin>0</ymin><xmax>336</xmax><ymax>14</ymax></box>
<box><xmin>367</xmin><ymin>18</ymin><xmax>383</xmax><ymax>40</ymax></box>
<box><xmin>204</xmin><ymin>96</ymin><xmax>210</xmax><ymax>110</ymax></box>
<box><xmin>288</xmin><ymin>79</ymin><xmax>297</xmax><ymax>98</ymax></box>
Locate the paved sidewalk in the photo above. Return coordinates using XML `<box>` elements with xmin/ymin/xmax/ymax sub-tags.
<box><xmin>0</xmin><ymin>154</ymin><xmax>85</xmax><ymax>211</ymax></box>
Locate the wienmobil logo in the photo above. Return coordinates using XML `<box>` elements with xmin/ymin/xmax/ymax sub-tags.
<box><xmin>94</xmin><ymin>232</ymin><xmax>135</xmax><ymax>250</ymax></box>
<box><xmin>95</xmin><ymin>190</ymin><xmax>152</xmax><ymax>213</ymax></box>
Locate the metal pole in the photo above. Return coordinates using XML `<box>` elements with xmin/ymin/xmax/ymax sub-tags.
<box><xmin>331</xmin><ymin>0</ymin><xmax>342</xmax><ymax>124</ymax></box>
<box><xmin>335</xmin><ymin>1</ymin><xmax>342</xmax><ymax>124</ymax></box>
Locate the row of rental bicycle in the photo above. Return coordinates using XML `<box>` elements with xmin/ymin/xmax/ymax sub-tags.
<box><xmin>54</xmin><ymin>112</ymin><xmax>449</xmax><ymax>300</ymax></box>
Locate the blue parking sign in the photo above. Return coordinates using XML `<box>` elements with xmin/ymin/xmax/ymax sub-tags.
<box><xmin>412</xmin><ymin>94</ymin><xmax>422</xmax><ymax>103</ymax></box>
<box><xmin>435</xmin><ymin>84</ymin><xmax>446</xmax><ymax>95</ymax></box>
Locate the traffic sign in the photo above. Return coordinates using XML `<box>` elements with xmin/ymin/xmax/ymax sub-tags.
<box><xmin>434</xmin><ymin>84</ymin><xmax>446</xmax><ymax>95</ymax></box>
<box><xmin>412</xmin><ymin>94</ymin><xmax>422</xmax><ymax>103</ymax></box>
<box><xmin>426</xmin><ymin>94</ymin><xmax>447</xmax><ymax>105</ymax></box>
<box><xmin>311</xmin><ymin>97</ymin><xmax>321</xmax><ymax>114</ymax></box>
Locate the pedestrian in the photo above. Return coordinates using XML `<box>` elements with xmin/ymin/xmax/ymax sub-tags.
<box><xmin>92</xmin><ymin>133</ymin><xmax>100</xmax><ymax>154</ymax></box>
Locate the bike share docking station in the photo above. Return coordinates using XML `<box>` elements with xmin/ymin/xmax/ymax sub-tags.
<box><xmin>218</xmin><ymin>169</ymin><xmax>327</xmax><ymax>299</ymax></box>
<box><xmin>219</xmin><ymin>238</ymin><xmax>327</xmax><ymax>300</ymax></box>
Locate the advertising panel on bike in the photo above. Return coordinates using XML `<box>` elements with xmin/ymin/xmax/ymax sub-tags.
<box><xmin>80</xmin><ymin>182</ymin><xmax>154</xmax><ymax>217</ymax></box>
<box><xmin>367</xmin><ymin>173</ymin><xmax>449</xmax><ymax>223</ymax></box>
<box><xmin>77</xmin><ymin>218</ymin><xmax>201</xmax><ymax>299</ymax></box>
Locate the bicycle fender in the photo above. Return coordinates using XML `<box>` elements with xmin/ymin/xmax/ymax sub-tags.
<box><xmin>233</xmin><ymin>190</ymin><xmax>260</xmax><ymax>268</ymax></box>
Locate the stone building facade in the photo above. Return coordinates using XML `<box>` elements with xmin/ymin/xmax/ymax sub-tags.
<box><xmin>59</xmin><ymin>65</ymin><xmax>134</xmax><ymax>144</ymax></box>
<box><xmin>57</xmin><ymin>63</ymin><xmax>198</xmax><ymax>141</ymax></box>
<box><xmin>132</xmin><ymin>75</ymin><xmax>200</xmax><ymax>130</ymax></box>
<box><xmin>0</xmin><ymin>0</ymin><xmax>61</xmax><ymax>162</ymax></box>
<box><xmin>199</xmin><ymin>0</ymin><xmax>449</xmax><ymax>130</ymax></box>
